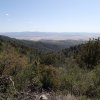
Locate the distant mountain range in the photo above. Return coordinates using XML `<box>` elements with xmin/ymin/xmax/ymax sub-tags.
<box><xmin>0</xmin><ymin>32</ymin><xmax>100</xmax><ymax>41</ymax></box>
<box><xmin>0</xmin><ymin>35</ymin><xmax>84</xmax><ymax>52</ymax></box>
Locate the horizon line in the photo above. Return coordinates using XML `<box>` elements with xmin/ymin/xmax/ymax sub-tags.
<box><xmin>0</xmin><ymin>31</ymin><xmax>100</xmax><ymax>33</ymax></box>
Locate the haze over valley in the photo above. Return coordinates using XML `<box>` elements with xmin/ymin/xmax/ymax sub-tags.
<box><xmin>0</xmin><ymin>32</ymin><xmax>100</xmax><ymax>41</ymax></box>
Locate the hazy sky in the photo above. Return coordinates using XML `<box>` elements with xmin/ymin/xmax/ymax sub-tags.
<box><xmin>0</xmin><ymin>0</ymin><xmax>100</xmax><ymax>32</ymax></box>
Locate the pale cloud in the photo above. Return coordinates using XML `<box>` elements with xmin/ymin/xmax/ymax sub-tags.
<box><xmin>5</xmin><ymin>13</ymin><xmax>9</xmax><ymax>16</ymax></box>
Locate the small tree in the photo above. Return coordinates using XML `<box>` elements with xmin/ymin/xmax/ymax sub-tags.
<box><xmin>77</xmin><ymin>38</ymin><xmax>100</xmax><ymax>69</ymax></box>
<box><xmin>39</xmin><ymin>65</ymin><xmax>61</xmax><ymax>91</ymax></box>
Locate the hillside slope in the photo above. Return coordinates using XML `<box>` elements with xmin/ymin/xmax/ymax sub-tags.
<box><xmin>0</xmin><ymin>35</ymin><xmax>84</xmax><ymax>52</ymax></box>
<box><xmin>0</xmin><ymin>36</ymin><xmax>100</xmax><ymax>99</ymax></box>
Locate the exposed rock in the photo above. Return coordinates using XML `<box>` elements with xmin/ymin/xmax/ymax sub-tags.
<box><xmin>39</xmin><ymin>94</ymin><xmax>48</xmax><ymax>100</ymax></box>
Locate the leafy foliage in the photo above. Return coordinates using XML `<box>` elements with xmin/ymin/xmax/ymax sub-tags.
<box><xmin>0</xmin><ymin>36</ymin><xmax>100</xmax><ymax>99</ymax></box>
<box><xmin>39</xmin><ymin>65</ymin><xmax>61</xmax><ymax>90</ymax></box>
<box><xmin>76</xmin><ymin>38</ymin><xmax>100</xmax><ymax>69</ymax></box>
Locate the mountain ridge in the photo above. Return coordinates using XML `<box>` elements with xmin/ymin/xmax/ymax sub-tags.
<box><xmin>0</xmin><ymin>35</ymin><xmax>84</xmax><ymax>52</ymax></box>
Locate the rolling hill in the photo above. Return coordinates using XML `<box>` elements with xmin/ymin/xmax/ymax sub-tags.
<box><xmin>0</xmin><ymin>35</ymin><xmax>84</xmax><ymax>52</ymax></box>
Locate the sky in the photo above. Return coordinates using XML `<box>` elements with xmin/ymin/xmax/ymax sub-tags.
<box><xmin>0</xmin><ymin>0</ymin><xmax>100</xmax><ymax>32</ymax></box>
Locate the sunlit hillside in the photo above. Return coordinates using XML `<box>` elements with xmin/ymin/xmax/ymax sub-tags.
<box><xmin>0</xmin><ymin>36</ymin><xmax>100</xmax><ymax>99</ymax></box>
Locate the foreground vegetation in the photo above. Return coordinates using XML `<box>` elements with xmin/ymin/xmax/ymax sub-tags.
<box><xmin>0</xmin><ymin>36</ymin><xmax>100</xmax><ymax>99</ymax></box>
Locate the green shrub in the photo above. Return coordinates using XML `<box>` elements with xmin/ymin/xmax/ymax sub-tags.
<box><xmin>39</xmin><ymin>65</ymin><xmax>61</xmax><ymax>91</ymax></box>
<box><xmin>14</xmin><ymin>65</ymin><xmax>42</xmax><ymax>91</ymax></box>
<box><xmin>79</xmin><ymin>95</ymin><xmax>87</xmax><ymax>100</ymax></box>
